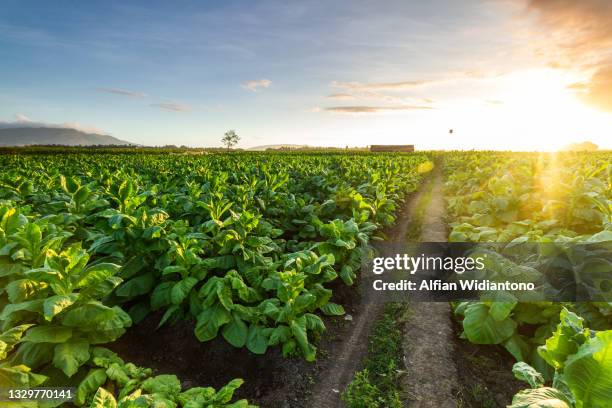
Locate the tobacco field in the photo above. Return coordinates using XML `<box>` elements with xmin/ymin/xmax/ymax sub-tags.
<box><xmin>0</xmin><ymin>149</ymin><xmax>610</xmax><ymax>408</ymax></box>
<box><xmin>0</xmin><ymin>152</ymin><xmax>428</xmax><ymax>407</ymax></box>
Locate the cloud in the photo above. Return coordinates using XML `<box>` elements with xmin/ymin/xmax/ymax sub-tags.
<box><xmin>323</xmin><ymin>105</ymin><xmax>434</xmax><ymax>114</ymax></box>
<box><xmin>525</xmin><ymin>0</ymin><xmax>612</xmax><ymax>111</ymax></box>
<box><xmin>150</xmin><ymin>102</ymin><xmax>191</xmax><ymax>112</ymax></box>
<box><xmin>241</xmin><ymin>79</ymin><xmax>272</xmax><ymax>92</ymax></box>
<box><xmin>326</xmin><ymin>93</ymin><xmax>356</xmax><ymax>100</ymax></box>
<box><xmin>526</xmin><ymin>0</ymin><xmax>612</xmax><ymax>60</ymax></box>
<box><xmin>327</xmin><ymin>79</ymin><xmax>442</xmax><ymax>106</ymax></box>
<box><xmin>570</xmin><ymin>64</ymin><xmax>612</xmax><ymax>111</ymax></box>
<box><xmin>14</xmin><ymin>113</ymin><xmax>32</xmax><ymax>122</ymax></box>
<box><xmin>98</xmin><ymin>87</ymin><xmax>147</xmax><ymax>98</ymax></box>
<box><xmin>0</xmin><ymin>114</ymin><xmax>107</xmax><ymax>134</ymax></box>
<box><xmin>331</xmin><ymin>80</ymin><xmax>432</xmax><ymax>92</ymax></box>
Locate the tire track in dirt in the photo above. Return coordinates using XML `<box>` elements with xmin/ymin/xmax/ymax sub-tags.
<box><xmin>307</xmin><ymin>173</ymin><xmax>430</xmax><ymax>408</ymax></box>
<box><xmin>401</xmin><ymin>167</ymin><xmax>460</xmax><ymax>408</ymax></box>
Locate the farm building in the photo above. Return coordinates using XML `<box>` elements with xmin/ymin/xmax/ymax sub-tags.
<box><xmin>370</xmin><ymin>144</ymin><xmax>414</xmax><ymax>152</ymax></box>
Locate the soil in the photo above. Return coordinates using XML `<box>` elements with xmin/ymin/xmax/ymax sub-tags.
<box><xmin>109</xmin><ymin>286</ymin><xmax>364</xmax><ymax>408</ymax></box>
<box><xmin>400</xmin><ymin>168</ymin><xmax>461</xmax><ymax>408</ymax></box>
<box><xmin>399</xmin><ymin>166</ymin><xmax>522</xmax><ymax>408</ymax></box>
<box><xmin>305</xmin><ymin>175</ymin><xmax>421</xmax><ymax>408</ymax></box>
<box><xmin>451</xmin><ymin>320</ymin><xmax>525</xmax><ymax>408</ymax></box>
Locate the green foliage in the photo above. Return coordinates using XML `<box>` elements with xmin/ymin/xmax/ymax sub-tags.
<box><xmin>447</xmin><ymin>152</ymin><xmax>612</xmax><ymax>376</ymax></box>
<box><xmin>0</xmin><ymin>151</ymin><xmax>428</xmax><ymax>407</ymax></box>
<box><xmin>509</xmin><ymin>309</ymin><xmax>612</xmax><ymax>408</ymax></box>
<box><xmin>342</xmin><ymin>303</ymin><xmax>405</xmax><ymax>408</ymax></box>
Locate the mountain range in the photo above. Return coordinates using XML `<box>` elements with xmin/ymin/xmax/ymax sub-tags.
<box><xmin>0</xmin><ymin>127</ymin><xmax>132</xmax><ymax>146</ymax></box>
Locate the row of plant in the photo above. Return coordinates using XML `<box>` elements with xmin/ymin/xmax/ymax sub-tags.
<box><xmin>0</xmin><ymin>152</ymin><xmax>430</xmax><ymax>406</ymax></box>
<box><xmin>443</xmin><ymin>151</ymin><xmax>611</xmax><ymax>407</ymax></box>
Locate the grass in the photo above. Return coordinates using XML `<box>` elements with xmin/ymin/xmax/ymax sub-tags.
<box><xmin>341</xmin><ymin>303</ymin><xmax>409</xmax><ymax>408</ymax></box>
<box><xmin>404</xmin><ymin>177</ymin><xmax>434</xmax><ymax>241</ymax></box>
<box><xmin>343</xmin><ymin>166</ymin><xmax>433</xmax><ymax>407</ymax></box>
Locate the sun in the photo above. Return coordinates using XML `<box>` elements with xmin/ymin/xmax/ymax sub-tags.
<box><xmin>491</xmin><ymin>68</ymin><xmax>604</xmax><ymax>150</ymax></box>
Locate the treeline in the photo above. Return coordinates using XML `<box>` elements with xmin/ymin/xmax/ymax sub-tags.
<box><xmin>0</xmin><ymin>145</ymin><xmax>379</xmax><ymax>155</ymax></box>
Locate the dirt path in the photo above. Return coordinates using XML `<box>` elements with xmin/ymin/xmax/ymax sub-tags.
<box><xmin>307</xmin><ymin>174</ymin><xmax>431</xmax><ymax>408</ymax></box>
<box><xmin>401</xmin><ymin>167</ymin><xmax>460</xmax><ymax>408</ymax></box>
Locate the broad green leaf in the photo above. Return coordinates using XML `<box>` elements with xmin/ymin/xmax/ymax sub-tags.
<box><xmin>194</xmin><ymin>304</ymin><xmax>231</xmax><ymax>342</ymax></box>
<box><xmin>79</xmin><ymin>276</ymin><xmax>123</xmax><ymax>299</ymax></box>
<box><xmin>267</xmin><ymin>325</ymin><xmax>291</xmax><ymax>346</ymax></box>
<box><xmin>0</xmin><ymin>364</ymin><xmax>48</xmax><ymax>388</ymax></box>
<box><xmin>141</xmin><ymin>374</ymin><xmax>181</xmax><ymax>397</ymax></box>
<box><xmin>9</xmin><ymin>341</ymin><xmax>54</xmax><ymax>369</ymax></box>
<box><xmin>339</xmin><ymin>265</ymin><xmax>355</xmax><ymax>286</ymax></box>
<box><xmin>0</xmin><ymin>299</ymin><xmax>45</xmax><ymax>320</ymax></box>
<box><xmin>62</xmin><ymin>302</ymin><xmax>116</xmax><ymax>328</ymax></box>
<box><xmin>320</xmin><ymin>302</ymin><xmax>345</xmax><ymax>316</ymax></box>
<box><xmin>76</xmin><ymin>368</ymin><xmax>108</xmax><ymax>405</ymax></box>
<box><xmin>6</xmin><ymin>279</ymin><xmax>48</xmax><ymax>303</ymax></box>
<box><xmin>214</xmin><ymin>378</ymin><xmax>244</xmax><ymax>404</ymax></box>
<box><xmin>170</xmin><ymin>277</ymin><xmax>198</xmax><ymax>305</ymax></box>
<box><xmin>538</xmin><ymin>308</ymin><xmax>588</xmax><ymax>370</ymax></box>
<box><xmin>462</xmin><ymin>303</ymin><xmax>516</xmax><ymax>344</ymax></box>
<box><xmin>115</xmin><ymin>273</ymin><xmax>156</xmax><ymax>298</ymax></box>
<box><xmin>512</xmin><ymin>362</ymin><xmax>545</xmax><ymax>388</ymax></box>
<box><xmin>564</xmin><ymin>330</ymin><xmax>612</xmax><ymax>408</ymax></box>
<box><xmin>162</xmin><ymin>265</ymin><xmax>186</xmax><ymax>276</ymax></box>
<box><xmin>76</xmin><ymin>263</ymin><xmax>120</xmax><ymax>288</ymax></box>
<box><xmin>73</xmin><ymin>185</ymin><xmax>91</xmax><ymax>208</ymax></box>
<box><xmin>489</xmin><ymin>301</ymin><xmax>517</xmax><ymax>322</ymax></box>
<box><xmin>53</xmin><ymin>340</ymin><xmax>90</xmax><ymax>377</ymax></box>
<box><xmin>504</xmin><ymin>334</ymin><xmax>530</xmax><ymax>362</ymax></box>
<box><xmin>216</xmin><ymin>282</ymin><xmax>234</xmax><ymax>311</ymax></box>
<box><xmin>303</xmin><ymin>313</ymin><xmax>325</xmax><ymax>332</ymax></box>
<box><xmin>24</xmin><ymin>268</ymin><xmax>62</xmax><ymax>285</ymax></box>
<box><xmin>222</xmin><ymin>315</ymin><xmax>248</xmax><ymax>348</ymax></box>
<box><xmin>0</xmin><ymin>324</ymin><xmax>34</xmax><ymax>345</ymax></box>
<box><xmin>89</xmin><ymin>387</ymin><xmax>117</xmax><ymax>408</ymax></box>
<box><xmin>290</xmin><ymin>319</ymin><xmax>316</xmax><ymax>362</ymax></box>
<box><xmin>246</xmin><ymin>324</ymin><xmax>268</xmax><ymax>355</ymax></box>
<box><xmin>22</xmin><ymin>326</ymin><xmax>72</xmax><ymax>343</ymax></box>
<box><xmin>43</xmin><ymin>294</ymin><xmax>78</xmax><ymax>321</ymax></box>
<box><xmin>105</xmin><ymin>362</ymin><xmax>130</xmax><ymax>385</ymax></box>
<box><xmin>294</xmin><ymin>293</ymin><xmax>316</xmax><ymax>312</ymax></box>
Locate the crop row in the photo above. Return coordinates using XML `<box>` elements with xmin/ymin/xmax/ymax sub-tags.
<box><xmin>0</xmin><ymin>152</ymin><xmax>429</xmax><ymax>406</ymax></box>
<box><xmin>443</xmin><ymin>151</ymin><xmax>611</xmax><ymax>407</ymax></box>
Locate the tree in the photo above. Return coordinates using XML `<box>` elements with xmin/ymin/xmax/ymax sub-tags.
<box><xmin>221</xmin><ymin>130</ymin><xmax>240</xmax><ymax>151</ymax></box>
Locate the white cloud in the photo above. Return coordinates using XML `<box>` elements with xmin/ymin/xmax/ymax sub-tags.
<box><xmin>241</xmin><ymin>79</ymin><xmax>272</xmax><ymax>91</ymax></box>
<box><xmin>14</xmin><ymin>113</ymin><xmax>32</xmax><ymax>122</ymax></box>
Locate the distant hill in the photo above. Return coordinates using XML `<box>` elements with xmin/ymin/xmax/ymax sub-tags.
<box><xmin>247</xmin><ymin>144</ymin><xmax>309</xmax><ymax>151</ymax></box>
<box><xmin>0</xmin><ymin>127</ymin><xmax>132</xmax><ymax>146</ymax></box>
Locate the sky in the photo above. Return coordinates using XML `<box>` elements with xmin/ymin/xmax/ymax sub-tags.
<box><xmin>1</xmin><ymin>0</ymin><xmax>611</xmax><ymax>150</ymax></box>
